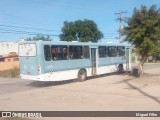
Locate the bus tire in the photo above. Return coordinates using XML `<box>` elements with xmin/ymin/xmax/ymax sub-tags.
<box><xmin>77</xmin><ymin>69</ymin><xmax>87</xmax><ymax>82</ymax></box>
<box><xmin>132</xmin><ymin>67</ymin><xmax>140</xmax><ymax>77</ymax></box>
<box><xmin>118</xmin><ymin>64</ymin><xmax>124</xmax><ymax>73</ymax></box>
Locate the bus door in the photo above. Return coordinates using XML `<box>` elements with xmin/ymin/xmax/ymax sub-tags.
<box><xmin>91</xmin><ymin>48</ymin><xmax>97</xmax><ymax>75</ymax></box>
<box><xmin>126</xmin><ymin>47</ymin><xmax>131</xmax><ymax>71</ymax></box>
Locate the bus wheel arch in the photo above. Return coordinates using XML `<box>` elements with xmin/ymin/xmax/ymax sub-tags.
<box><xmin>118</xmin><ymin>64</ymin><xmax>124</xmax><ymax>73</ymax></box>
<box><xmin>77</xmin><ymin>69</ymin><xmax>87</xmax><ymax>82</ymax></box>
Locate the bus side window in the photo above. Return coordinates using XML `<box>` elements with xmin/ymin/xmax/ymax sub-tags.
<box><xmin>83</xmin><ymin>46</ymin><xmax>90</xmax><ymax>59</ymax></box>
<box><xmin>117</xmin><ymin>46</ymin><xmax>125</xmax><ymax>56</ymax></box>
<box><xmin>63</xmin><ymin>47</ymin><xmax>68</xmax><ymax>59</ymax></box>
<box><xmin>44</xmin><ymin>45</ymin><xmax>51</xmax><ymax>61</ymax></box>
<box><xmin>98</xmin><ymin>46</ymin><xmax>107</xmax><ymax>58</ymax></box>
<box><xmin>69</xmin><ymin>46</ymin><xmax>83</xmax><ymax>59</ymax></box>
<box><xmin>69</xmin><ymin>52</ymin><xmax>73</xmax><ymax>59</ymax></box>
<box><xmin>51</xmin><ymin>47</ymin><xmax>57</xmax><ymax>60</ymax></box>
<box><xmin>108</xmin><ymin>46</ymin><xmax>117</xmax><ymax>57</ymax></box>
<box><xmin>51</xmin><ymin>45</ymin><xmax>68</xmax><ymax>60</ymax></box>
<box><xmin>76</xmin><ymin>46</ymin><xmax>83</xmax><ymax>59</ymax></box>
<box><xmin>69</xmin><ymin>46</ymin><xmax>74</xmax><ymax>59</ymax></box>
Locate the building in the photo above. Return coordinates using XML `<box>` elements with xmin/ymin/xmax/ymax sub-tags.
<box><xmin>0</xmin><ymin>41</ymin><xmax>19</xmax><ymax>71</ymax></box>
<box><xmin>0</xmin><ymin>54</ymin><xmax>19</xmax><ymax>71</ymax></box>
<box><xmin>0</xmin><ymin>53</ymin><xmax>19</xmax><ymax>62</ymax></box>
<box><xmin>0</xmin><ymin>41</ymin><xmax>19</xmax><ymax>56</ymax></box>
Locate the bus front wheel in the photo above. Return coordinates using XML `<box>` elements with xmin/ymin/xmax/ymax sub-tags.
<box><xmin>77</xmin><ymin>69</ymin><xmax>87</xmax><ymax>82</ymax></box>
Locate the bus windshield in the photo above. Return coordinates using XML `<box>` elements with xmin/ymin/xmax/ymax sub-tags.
<box><xmin>19</xmin><ymin>43</ymin><xmax>36</xmax><ymax>57</ymax></box>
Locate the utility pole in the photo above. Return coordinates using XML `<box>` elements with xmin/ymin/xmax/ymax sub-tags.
<box><xmin>115</xmin><ymin>10</ymin><xmax>127</xmax><ymax>43</ymax></box>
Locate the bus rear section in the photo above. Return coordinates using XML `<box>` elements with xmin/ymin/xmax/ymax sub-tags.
<box><xmin>19</xmin><ymin>43</ymin><xmax>44</xmax><ymax>81</ymax></box>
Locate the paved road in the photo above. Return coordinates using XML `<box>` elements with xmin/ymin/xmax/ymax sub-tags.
<box><xmin>144</xmin><ymin>63</ymin><xmax>160</xmax><ymax>74</ymax></box>
<box><xmin>0</xmin><ymin>63</ymin><xmax>159</xmax><ymax>95</ymax></box>
<box><xmin>144</xmin><ymin>63</ymin><xmax>160</xmax><ymax>69</ymax></box>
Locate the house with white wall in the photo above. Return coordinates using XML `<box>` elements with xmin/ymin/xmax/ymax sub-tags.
<box><xmin>0</xmin><ymin>41</ymin><xmax>19</xmax><ymax>56</ymax></box>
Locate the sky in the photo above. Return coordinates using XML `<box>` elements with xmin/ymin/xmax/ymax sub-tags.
<box><xmin>0</xmin><ymin>0</ymin><xmax>160</xmax><ymax>42</ymax></box>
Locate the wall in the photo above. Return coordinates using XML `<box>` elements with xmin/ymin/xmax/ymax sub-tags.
<box><xmin>0</xmin><ymin>61</ymin><xmax>19</xmax><ymax>71</ymax></box>
<box><xmin>0</xmin><ymin>41</ymin><xmax>19</xmax><ymax>55</ymax></box>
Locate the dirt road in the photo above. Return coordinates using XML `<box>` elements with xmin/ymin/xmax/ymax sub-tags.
<box><xmin>0</xmin><ymin>63</ymin><xmax>160</xmax><ymax>120</ymax></box>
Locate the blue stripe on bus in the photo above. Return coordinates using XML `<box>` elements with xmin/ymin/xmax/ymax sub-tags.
<box><xmin>98</xmin><ymin>62</ymin><xmax>126</xmax><ymax>67</ymax></box>
<box><xmin>44</xmin><ymin>61</ymin><xmax>126</xmax><ymax>73</ymax></box>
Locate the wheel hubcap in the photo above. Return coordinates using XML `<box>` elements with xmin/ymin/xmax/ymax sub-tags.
<box><xmin>80</xmin><ymin>73</ymin><xmax>85</xmax><ymax>80</ymax></box>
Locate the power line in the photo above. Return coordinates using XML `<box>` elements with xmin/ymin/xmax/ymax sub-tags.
<box><xmin>0</xmin><ymin>29</ymin><xmax>59</xmax><ymax>37</ymax></box>
<box><xmin>0</xmin><ymin>24</ymin><xmax>118</xmax><ymax>36</ymax></box>
<box><xmin>0</xmin><ymin>31</ymin><xmax>59</xmax><ymax>37</ymax></box>
<box><xmin>0</xmin><ymin>23</ymin><xmax>60</xmax><ymax>37</ymax></box>
<box><xmin>0</xmin><ymin>14</ymin><xmax>56</xmax><ymax>27</ymax></box>
<box><xmin>0</xmin><ymin>14</ymin><xmax>62</xmax><ymax>32</ymax></box>
<box><xmin>0</xmin><ymin>28</ymin><xmax>118</xmax><ymax>38</ymax></box>
<box><xmin>0</xmin><ymin>24</ymin><xmax>60</xmax><ymax>32</ymax></box>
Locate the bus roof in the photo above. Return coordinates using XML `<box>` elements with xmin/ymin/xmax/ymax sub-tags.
<box><xmin>19</xmin><ymin>40</ymin><xmax>131</xmax><ymax>47</ymax></box>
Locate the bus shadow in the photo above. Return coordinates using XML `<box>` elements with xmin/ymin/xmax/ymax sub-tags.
<box><xmin>87</xmin><ymin>72</ymin><xmax>128</xmax><ymax>80</ymax></box>
<box><xmin>27</xmin><ymin>72</ymin><xmax>128</xmax><ymax>87</ymax></box>
<box><xmin>27</xmin><ymin>79</ymin><xmax>75</xmax><ymax>87</ymax></box>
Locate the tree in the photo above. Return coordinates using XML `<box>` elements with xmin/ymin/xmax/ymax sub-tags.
<box><xmin>26</xmin><ymin>34</ymin><xmax>52</xmax><ymax>41</ymax></box>
<box><xmin>59</xmin><ymin>19</ymin><xmax>103</xmax><ymax>42</ymax></box>
<box><xmin>122</xmin><ymin>5</ymin><xmax>160</xmax><ymax>75</ymax></box>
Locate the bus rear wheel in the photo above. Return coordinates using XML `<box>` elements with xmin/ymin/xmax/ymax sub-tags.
<box><xmin>77</xmin><ymin>69</ymin><xmax>87</xmax><ymax>82</ymax></box>
<box><xmin>118</xmin><ymin>64</ymin><xmax>124</xmax><ymax>73</ymax></box>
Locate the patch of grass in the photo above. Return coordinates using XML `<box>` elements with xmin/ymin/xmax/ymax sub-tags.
<box><xmin>0</xmin><ymin>67</ymin><xmax>20</xmax><ymax>77</ymax></box>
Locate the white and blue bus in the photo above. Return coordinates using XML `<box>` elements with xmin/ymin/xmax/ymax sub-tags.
<box><xmin>19</xmin><ymin>41</ymin><xmax>131</xmax><ymax>81</ymax></box>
